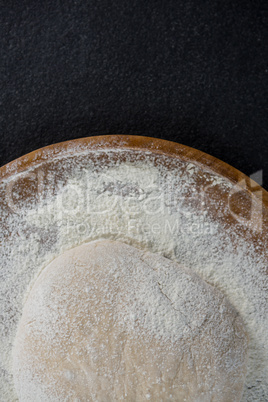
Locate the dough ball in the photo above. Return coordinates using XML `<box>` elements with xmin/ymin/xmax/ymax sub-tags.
<box><xmin>12</xmin><ymin>240</ymin><xmax>248</xmax><ymax>401</ymax></box>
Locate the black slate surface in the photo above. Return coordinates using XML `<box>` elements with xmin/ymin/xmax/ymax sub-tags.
<box><xmin>0</xmin><ymin>0</ymin><xmax>267</xmax><ymax>189</ymax></box>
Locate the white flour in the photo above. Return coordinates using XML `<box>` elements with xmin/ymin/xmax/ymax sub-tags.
<box><xmin>0</xmin><ymin>148</ymin><xmax>267</xmax><ymax>401</ymax></box>
<box><xmin>12</xmin><ymin>240</ymin><xmax>248</xmax><ymax>401</ymax></box>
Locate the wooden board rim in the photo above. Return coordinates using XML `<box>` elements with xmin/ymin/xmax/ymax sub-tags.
<box><xmin>0</xmin><ymin>134</ymin><xmax>267</xmax><ymax>209</ymax></box>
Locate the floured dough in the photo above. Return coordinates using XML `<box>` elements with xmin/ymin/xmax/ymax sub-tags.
<box><xmin>12</xmin><ymin>240</ymin><xmax>248</xmax><ymax>401</ymax></box>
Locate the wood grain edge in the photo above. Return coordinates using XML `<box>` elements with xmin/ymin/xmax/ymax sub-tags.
<box><xmin>0</xmin><ymin>134</ymin><xmax>267</xmax><ymax>210</ymax></box>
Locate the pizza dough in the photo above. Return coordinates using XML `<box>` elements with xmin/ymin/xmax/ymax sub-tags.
<box><xmin>12</xmin><ymin>240</ymin><xmax>248</xmax><ymax>401</ymax></box>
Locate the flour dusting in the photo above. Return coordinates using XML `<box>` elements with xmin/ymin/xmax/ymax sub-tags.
<box><xmin>12</xmin><ymin>240</ymin><xmax>248</xmax><ymax>401</ymax></box>
<box><xmin>0</xmin><ymin>147</ymin><xmax>267</xmax><ymax>401</ymax></box>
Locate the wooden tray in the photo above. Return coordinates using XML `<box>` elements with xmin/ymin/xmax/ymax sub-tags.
<box><xmin>0</xmin><ymin>135</ymin><xmax>267</xmax><ymax>401</ymax></box>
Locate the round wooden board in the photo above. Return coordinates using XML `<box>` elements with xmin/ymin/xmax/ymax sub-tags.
<box><xmin>0</xmin><ymin>135</ymin><xmax>267</xmax><ymax>401</ymax></box>
<box><xmin>1</xmin><ymin>134</ymin><xmax>267</xmax><ymax>237</ymax></box>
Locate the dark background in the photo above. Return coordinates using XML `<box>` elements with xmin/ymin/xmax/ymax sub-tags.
<box><xmin>0</xmin><ymin>1</ymin><xmax>267</xmax><ymax>189</ymax></box>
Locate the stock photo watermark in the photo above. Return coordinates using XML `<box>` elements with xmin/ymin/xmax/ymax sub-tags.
<box><xmin>4</xmin><ymin>167</ymin><xmax>264</xmax><ymax>234</ymax></box>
